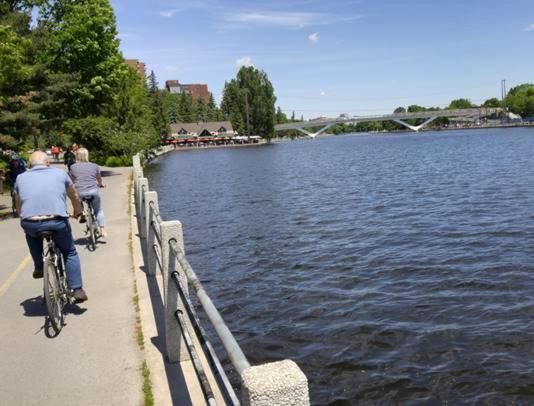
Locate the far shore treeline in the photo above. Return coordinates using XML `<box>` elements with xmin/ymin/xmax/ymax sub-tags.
<box><xmin>2</xmin><ymin>1</ymin><xmax>534</xmax><ymax>167</ymax></box>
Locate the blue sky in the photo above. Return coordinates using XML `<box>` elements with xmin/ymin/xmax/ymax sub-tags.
<box><xmin>111</xmin><ymin>0</ymin><xmax>534</xmax><ymax>118</ymax></box>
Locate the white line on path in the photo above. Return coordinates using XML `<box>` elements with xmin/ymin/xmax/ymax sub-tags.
<box><xmin>0</xmin><ymin>254</ymin><xmax>31</xmax><ymax>297</ymax></box>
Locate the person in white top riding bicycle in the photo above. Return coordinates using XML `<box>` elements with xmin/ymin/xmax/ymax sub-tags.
<box><xmin>69</xmin><ymin>148</ymin><xmax>107</xmax><ymax>237</ymax></box>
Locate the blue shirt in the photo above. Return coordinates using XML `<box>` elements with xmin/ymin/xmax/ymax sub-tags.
<box><xmin>15</xmin><ymin>165</ymin><xmax>72</xmax><ymax>219</ymax></box>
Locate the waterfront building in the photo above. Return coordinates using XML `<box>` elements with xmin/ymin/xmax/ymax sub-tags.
<box><xmin>170</xmin><ymin>121</ymin><xmax>235</xmax><ymax>138</ymax></box>
<box><xmin>125</xmin><ymin>59</ymin><xmax>146</xmax><ymax>82</ymax></box>
<box><xmin>165</xmin><ymin>80</ymin><xmax>210</xmax><ymax>103</ymax></box>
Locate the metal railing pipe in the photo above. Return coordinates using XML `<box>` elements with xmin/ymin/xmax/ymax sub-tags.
<box><xmin>169</xmin><ymin>240</ymin><xmax>251</xmax><ymax>375</ymax></box>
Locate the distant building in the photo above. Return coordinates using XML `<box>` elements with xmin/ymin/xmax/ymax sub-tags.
<box><xmin>170</xmin><ymin>121</ymin><xmax>235</xmax><ymax>138</ymax></box>
<box><xmin>125</xmin><ymin>59</ymin><xmax>146</xmax><ymax>82</ymax></box>
<box><xmin>165</xmin><ymin>80</ymin><xmax>210</xmax><ymax>103</ymax></box>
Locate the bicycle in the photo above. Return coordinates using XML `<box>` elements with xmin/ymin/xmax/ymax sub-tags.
<box><xmin>82</xmin><ymin>196</ymin><xmax>100</xmax><ymax>251</ymax></box>
<box><xmin>41</xmin><ymin>230</ymin><xmax>73</xmax><ymax>334</ymax></box>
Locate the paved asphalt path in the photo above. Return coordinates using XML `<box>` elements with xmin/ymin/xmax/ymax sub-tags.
<box><xmin>0</xmin><ymin>166</ymin><xmax>143</xmax><ymax>405</ymax></box>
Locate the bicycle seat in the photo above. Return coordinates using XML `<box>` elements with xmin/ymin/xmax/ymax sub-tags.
<box><xmin>37</xmin><ymin>231</ymin><xmax>56</xmax><ymax>238</ymax></box>
<box><xmin>82</xmin><ymin>196</ymin><xmax>94</xmax><ymax>202</ymax></box>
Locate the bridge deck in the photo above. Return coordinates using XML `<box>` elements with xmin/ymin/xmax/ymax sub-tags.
<box><xmin>0</xmin><ymin>166</ymin><xmax>213</xmax><ymax>405</ymax></box>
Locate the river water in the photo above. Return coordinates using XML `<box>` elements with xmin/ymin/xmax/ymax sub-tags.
<box><xmin>146</xmin><ymin>128</ymin><xmax>534</xmax><ymax>404</ymax></box>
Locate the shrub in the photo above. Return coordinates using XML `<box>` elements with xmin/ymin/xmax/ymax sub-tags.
<box><xmin>104</xmin><ymin>155</ymin><xmax>132</xmax><ymax>167</ymax></box>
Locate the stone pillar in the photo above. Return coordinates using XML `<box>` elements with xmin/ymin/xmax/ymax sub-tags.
<box><xmin>160</xmin><ymin>220</ymin><xmax>190</xmax><ymax>362</ymax></box>
<box><xmin>241</xmin><ymin>360</ymin><xmax>310</xmax><ymax>406</ymax></box>
<box><xmin>144</xmin><ymin>191</ymin><xmax>158</xmax><ymax>276</ymax></box>
<box><xmin>136</xmin><ymin>178</ymin><xmax>148</xmax><ymax>238</ymax></box>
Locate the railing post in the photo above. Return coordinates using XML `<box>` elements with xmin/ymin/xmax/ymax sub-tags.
<box><xmin>161</xmin><ymin>220</ymin><xmax>190</xmax><ymax>362</ymax></box>
<box><xmin>132</xmin><ymin>154</ymin><xmax>140</xmax><ymax>168</ymax></box>
<box><xmin>145</xmin><ymin>191</ymin><xmax>158</xmax><ymax>276</ymax></box>
<box><xmin>241</xmin><ymin>360</ymin><xmax>310</xmax><ymax>406</ymax></box>
<box><xmin>137</xmin><ymin>178</ymin><xmax>148</xmax><ymax>239</ymax></box>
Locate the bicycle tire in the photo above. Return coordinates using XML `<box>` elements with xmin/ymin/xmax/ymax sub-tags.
<box><xmin>86</xmin><ymin>208</ymin><xmax>96</xmax><ymax>251</ymax></box>
<box><xmin>44</xmin><ymin>257</ymin><xmax>64</xmax><ymax>333</ymax></box>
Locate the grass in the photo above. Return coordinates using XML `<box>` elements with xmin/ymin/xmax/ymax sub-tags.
<box><xmin>128</xmin><ymin>174</ymin><xmax>154</xmax><ymax>406</ymax></box>
<box><xmin>142</xmin><ymin>360</ymin><xmax>154</xmax><ymax>406</ymax></box>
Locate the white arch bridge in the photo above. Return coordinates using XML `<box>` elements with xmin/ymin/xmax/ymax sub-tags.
<box><xmin>274</xmin><ymin>107</ymin><xmax>504</xmax><ymax>138</ymax></box>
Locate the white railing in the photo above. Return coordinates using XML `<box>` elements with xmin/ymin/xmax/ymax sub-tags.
<box><xmin>132</xmin><ymin>150</ymin><xmax>310</xmax><ymax>406</ymax></box>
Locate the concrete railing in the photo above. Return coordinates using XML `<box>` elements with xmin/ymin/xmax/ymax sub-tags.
<box><xmin>132</xmin><ymin>152</ymin><xmax>310</xmax><ymax>406</ymax></box>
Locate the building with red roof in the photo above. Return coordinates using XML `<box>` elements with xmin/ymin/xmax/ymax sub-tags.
<box><xmin>165</xmin><ymin>80</ymin><xmax>210</xmax><ymax>103</ymax></box>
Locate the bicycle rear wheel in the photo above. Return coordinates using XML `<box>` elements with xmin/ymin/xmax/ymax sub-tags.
<box><xmin>44</xmin><ymin>258</ymin><xmax>64</xmax><ymax>333</ymax></box>
<box><xmin>86</xmin><ymin>211</ymin><xmax>96</xmax><ymax>251</ymax></box>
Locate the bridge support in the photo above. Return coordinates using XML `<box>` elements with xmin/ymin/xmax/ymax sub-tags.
<box><xmin>393</xmin><ymin>116</ymin><xmax>438</xmax><ymax>132</ymax></box>
<box><xmin>295</xmin><ymin>123</ymin><xmax>333</xmax><ymax>138</ymax></box>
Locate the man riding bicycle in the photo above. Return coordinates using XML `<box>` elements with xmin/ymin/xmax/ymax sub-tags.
<box><xmin>14</xmin><ymin>151</ymin><xmax>88</xmax><ymax>303</ymax></box>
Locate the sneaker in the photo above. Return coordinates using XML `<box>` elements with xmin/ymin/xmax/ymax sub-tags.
<box><xmin>78</xmin><ymin>214</ymin><xmax>86</xmax><ymax>224</ymax></box>
<box><xmin>73</xmin><ymin>288</ymin><xmax>88</xmax><ymax>303</ymax></box>
<box><xmin>100</xmin><ymin>229</ymin><xmax>108</xmax><ymax>238</ymax></box>
<box><xmin>32</xmin><ymin>267</ymin><xmax>43</xmax><ymax>279</ymax></box>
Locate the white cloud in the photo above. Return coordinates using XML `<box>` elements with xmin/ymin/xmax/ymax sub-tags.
<box><xmin>235</xmin><ymin>56</ymin><xmax>253</xmax><ymax>68</ymax></box>
<box><xmin>224</xmin><ymin>12</ymin><xmax>357</xmax><ymax>29</ymax></box>
<box><xmin>526</xmin><ymin>23</ymin><xmax>534</xmax><ymax>31</ymax></box>
<box><xmin>308</xmin><ymin>32</ymin><xmax>319</xmax><ymax>44</ymax></box>
<box><xmin>159</xmin><ymin>9</ymin><xmax>180</xmax><ymax>18</ymax></box>
<box><xmin>320</xmin><ymin>91</ymin><xmax>326</xmax><ymax>96</ymax></box>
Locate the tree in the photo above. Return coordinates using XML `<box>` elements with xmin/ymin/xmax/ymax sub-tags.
<box><xmin>504</xmin><ymin>84</ymin><xmax>534</xmax><ymax>117</ymax></box>
<box><xmin>168</xmin><ymin>97</ymin><xmax>181</xmax><ymax>123</ymax></box>
<box><xmin>276</xmin><ymin>107</ymin><xmax>288</xmax><ymax>124</ymax></box>
<box><xmin>394</xmin><ymin>107</ymin><xmax>406</xmax><ymax>114</ymax></box>
<box><xmin>221</xmin><ymin>66</ymin><xmax>277</xmax><ymax>139</ymax></box>
<box><xmin>146</xmin><ymin>70</ymin><xmax>169</xmax><ymax>139</ymax></box>
<box><xmin>178</xmin><ymin>93</ymin><xmax>195</xmax><ymax>123</ymax></box>
<box><xmin>195</xmin><ymin>97</ymin><xmax>207</xmax><ymax>122</ymax></box>
<box><xmin>448</xmin><ymin>98</ymin><xmax>474</xmax><ymax>109</ymax></box>
<box><xmin>45</xmin><ymin>0</ymin><xmax>123</xmax><ymax>116</ymax></box>
<box><xmin>482</xmin><ymin>97</ymin><xmax>501</xmax><ymax>108</ymax></box>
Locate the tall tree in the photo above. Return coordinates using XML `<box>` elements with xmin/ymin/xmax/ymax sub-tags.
<box><xmin>45</xmin><ymin>0</ymin><xmax>124</xmax><ymax>116</ymax></box>
<box><xmin>146</xmin><ymin>70</ymin><xmax>169</xmax><ymax>139</ymax></box>
<box><xmin>195</xmin><ymin>97</ymin><xmax>207</xmax><ymax>122</ymax></box>
<box><xmin>178</xmin><ymin>93</ymin><xmax>195</xmax><ymax>123</ymax></box>
<box><xmin>221</xmin><ymin>66</ymin><xmax>276</xmax><ymax>139</ymax></box>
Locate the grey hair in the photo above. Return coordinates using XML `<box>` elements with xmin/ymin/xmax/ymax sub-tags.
<box><xmin>76</xmin><ymin>148</ymin><xmax>89</xmax><ymax>162</ymax></box>
<box><xmin>29</xmin><ymin>151</ymin><xmax>49</xmax><ymax>167</ymax></box>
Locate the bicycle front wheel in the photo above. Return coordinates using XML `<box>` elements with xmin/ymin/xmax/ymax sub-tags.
<box><xmin>44</xmin><ymin>258</ymin><xmax>64</xmax><ymax>333</ymax></box>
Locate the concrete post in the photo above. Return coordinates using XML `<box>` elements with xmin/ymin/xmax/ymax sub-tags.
<box><xmin>241</xmin><ymin>360</ymin><xmax>310</xmax><ymax>406</ymax></box>
<box><xmin>160</xmin><ymin>220</ymin><xmax>190</xmax><ymax>362</ymax></box>
<box><xmin>144</xmin><ymin>191</ymin><xmax>158</xmax><ymax>276</ymax></box>
<box><xmin>132</xmin><ymin>154</ymin><xmax>140</xmax><ymax>168</ymax></box>
<box><xmin>137</xmin><ymin>178</ymin><xmax>148</xmax><ymax>238</ymax></box>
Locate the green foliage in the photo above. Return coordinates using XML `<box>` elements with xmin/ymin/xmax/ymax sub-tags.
<box><xmin>104</xmin><ymin>155</ymin><xmax>132</xmax><ymax>167</ymax></box>
<box><xmin>147</xmin><ymin>71</ymin><xmax>169</xmax><ymax>138</ymax></box>
<box><xmin>482</xmin><ymin>97</ymin><xmax>501</xmax><ymax>108</ymax></box>
<box><xmin>0</xmin><ymin>24</ymin><xmax>32</xmax><ymax>96</ymax></box>
<box><xmin>448</xmin><ymin>98</ymin><xmax>475</xmax><ymax>109</ymax></box>
<box><xmin>275</xmin><ymin>106</ymin><xmax>288</xmax><ymax>124</ymax></box>
<box><xmin>45</xmin><ymin>0</ymin><xmax>122</xmax><ymax>116</ymax></box>
<box><xmin>504</xmin><ymin>84</ymin><xmax>534</xmax><ymax>117</ymax></box>
<box><xmin>221</xmin><ymin>66</ymin><xmax>277</xmax><ymax>138</ymax></box>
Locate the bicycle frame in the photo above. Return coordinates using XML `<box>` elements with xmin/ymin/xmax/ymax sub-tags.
<box><xmin>43</xmin><ymin>237</ymin><xmax>68</xmax><ymax>301</ymax></box>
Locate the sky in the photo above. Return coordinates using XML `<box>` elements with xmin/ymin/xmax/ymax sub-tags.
<box><xmin>111</xmin><ymin>0</ymin><xmax>534</xmax><ymax>119</ymax></box>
